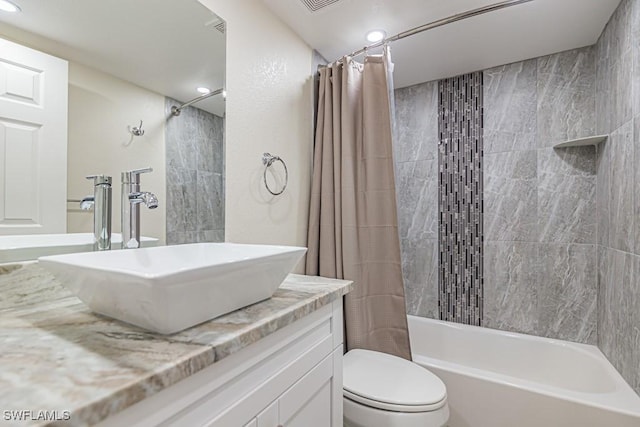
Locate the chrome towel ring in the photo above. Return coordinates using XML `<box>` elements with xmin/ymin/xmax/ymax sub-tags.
<box><xmin>262</xmin><ymin>153</ymin><xmax>288</xmax><ymax>196</ymax></box>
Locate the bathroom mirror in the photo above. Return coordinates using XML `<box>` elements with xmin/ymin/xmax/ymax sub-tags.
<box><xmin>0</xmin><ymin>0</ymin><xmax>225</xmax><ymax>256</ymax></box>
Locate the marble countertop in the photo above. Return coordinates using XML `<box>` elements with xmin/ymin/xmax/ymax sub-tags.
<box><xmin>0</xmin><ymin>263</ymin><xmax>352</xmax><ymax>427</ymax></box>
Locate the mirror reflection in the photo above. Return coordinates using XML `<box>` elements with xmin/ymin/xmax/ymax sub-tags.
<box><xmin>0</xmin><ymin>0</ymin><xmax>225</xmax><ymax>261</ymax></box>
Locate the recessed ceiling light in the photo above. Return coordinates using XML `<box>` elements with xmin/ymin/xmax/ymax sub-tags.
<box><xmin>366</xmin><ymin>29</ymin><xmax>386</xmax><ymax>43</ymax></box>
<box><xmin>0</xmin><ymin>0</ymin><xmax>21</xmax><ymax>13</ymax></box>
<box><xmin>196</xmin><ymin>87</ymin><xmax>211</xmax><ymax>94</ymax></box>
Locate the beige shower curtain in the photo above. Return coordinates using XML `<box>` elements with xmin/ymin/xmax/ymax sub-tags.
<box><xmin>306</xmin><ymin>49</ymin><xmax>411</xmax><ymax>360</ymax></box>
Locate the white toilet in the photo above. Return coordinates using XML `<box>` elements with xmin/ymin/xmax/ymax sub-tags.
<box><xmin>343</xmin><ymin>349</ymin><xmax>450</xmax><ymax>427</ymax></box>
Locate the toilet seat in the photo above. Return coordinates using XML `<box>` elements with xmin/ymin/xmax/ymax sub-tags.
<box><xmin>343</xmin><ymin>349</ymin><xmax>447</xmax><ymax>413</ymax></box>
<box><xmin>344</xmin><ymin>389</ymin><xmax>447</xmax><ymax>412</ymax></box>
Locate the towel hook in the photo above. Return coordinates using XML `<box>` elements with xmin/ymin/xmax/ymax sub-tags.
<box><xmin>129</xmin><ymin>120</ymin><xmax>145</xmax><ymax>137</ymax></box>
<box><xmin>262</xmin><ymin>153</ymin><xmax>288</xmax><ymax>196</ymax></box>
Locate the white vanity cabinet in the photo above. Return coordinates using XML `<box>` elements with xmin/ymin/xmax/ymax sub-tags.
<box><xmin>97</xmin><ymin>299</ymin><xmax>345</xmax><ymax>427</ymax></box>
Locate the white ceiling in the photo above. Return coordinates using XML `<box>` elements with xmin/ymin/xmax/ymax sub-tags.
<box><xmin>0</xmin><ymin>0</ymin><xmax>226</xmax><ymax>116</ymax></box>
<box><xmin>262</xmin><ymin>0</ymin><xmax>621</xmax><ymax>88</ymax></box>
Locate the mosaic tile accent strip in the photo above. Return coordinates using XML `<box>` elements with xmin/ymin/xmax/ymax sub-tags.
<box><xmin>438</xmin><ymin>72</ymin><xmax>484</xmax><ymax>326</ymax></box>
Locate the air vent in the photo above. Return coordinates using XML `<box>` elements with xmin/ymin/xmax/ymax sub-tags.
<box><xmin>214</xmin><ymin>22</ymin><xmax>225</xmax><ymax>34</ymax></box>
<box><xmin>205</xmin><ymin>17</ymin><xmax>226</xmax><ymax>34</ymax></box>
<box><xmin>300</xmin><ymin>0</ymin><xmax>341</xmax><ymax>12</ymax></box>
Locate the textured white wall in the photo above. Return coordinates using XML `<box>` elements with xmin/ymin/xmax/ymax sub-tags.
<box><xmin>199</xmin><ymin>0</ymin><xmax>314</xmax><ymax>262</ymax></box>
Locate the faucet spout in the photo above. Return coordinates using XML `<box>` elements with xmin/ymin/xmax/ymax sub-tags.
<box><xmin>129</xmin><ymin>191</ymin><xmax>159</xmax><ymax>209</ymax></box>
<box><xmin>80</xmin><ymin>195</ymin><xmax>95</xmax><ymax>210</ymax></box>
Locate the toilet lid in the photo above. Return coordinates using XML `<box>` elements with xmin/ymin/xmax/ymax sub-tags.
<box><xmin>343</xmin><ymin>349</ymin><xmax>447</xmax><ymax>412</ymax></box>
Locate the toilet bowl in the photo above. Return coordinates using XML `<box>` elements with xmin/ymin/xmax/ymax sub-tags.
<box><xmin>343</xmin><ymin>349</ymin><xmax>450</xmax><ymax>427</ymax></box>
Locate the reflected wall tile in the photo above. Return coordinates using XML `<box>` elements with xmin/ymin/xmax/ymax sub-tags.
<box><xmin>396</xmin><ymin>159</ymin><xmax>438</xmax><ymax>242</ymax></box>
<box><xmin>609</xmin><ymin>121</ymin><xmax>634</xmax><ymax>253</ymax></box>
<box><xmin>196</xmin><ymin>171</ymin><xmax>224</xmax><ymax>232</ymax></box>
<box><xmin>484</xmin><ymin>60</ymin><xmax>537</xmax><ymax>153</ymax></box>
<box><xmin>484</xmin><ymin>150</ymin><xmax>537</xmax><ymax>241</ymax></box>
<box><xmin>537</xmin><ymin>243</ymin><xmax>597</xmax><ymax>344</ymax></box>
<box><xmin>196</xmin><ymin>171</ymin><xmax>215</xmax><ymax>231</ymax></box>
<box><xmin>197</xmin><ymin>125</ymin><xmax>215</xmax><ymax>174</ymax></box>
<box><xmin>165</xmin><ymin>99</ymin><xmax>197</xmax><ymax>170</ymax></box>
<box><xmin>166</xmin><ymin>97</ymin><xmax>225</xmax><ymax>244</ymax></box>
<box><xmin>537</xmin><ymin>47</ymin><xmax>596</xmax><ymax>147</ymax></box>
<box><xmin>484</xmin><ymin>241</ymin><xmax>538</xmax><ymax>335</ymax></box>
<box><xmin>166</xmin><ymin>231</ymin><xmax>186</xmax><ymax>245</ymax></box>
<box><xmin>212</xmin><ymin>115</ymin><xmax>225</xmax><ymax>174</ymax></box>
<box><xmin>166</xmin><ymin>231</ymin><xmax>198</xmax><ymax>245</ymax></box>
<box><xmin>166</xmin><ymin>168</ymin><xmax>197</xmax><ymax>234</ymax></box>
<box><xmin>211</xmin><ymin>173</ymin><xmax>225</xmax><ymax>231</ymax></box>
<box><xmin>197</xmin><ymin>230</ymin><xmax>224</xmax><ymax>243</ymax></box>
<box><xmin>394</xmin><ymin>81</ymin><xmax>439</xmax><ymax>162</ymax></box>
<box><xmin>402</xmin><ymin>238</ymin><xmax>439</xmax><ymax>319</ymax></box>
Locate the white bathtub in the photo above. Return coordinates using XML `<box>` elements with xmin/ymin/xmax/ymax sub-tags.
<box><xmin>0</xmin><ymin>233</ymin><xmax>159</xmax><ymax>263</ymax></box>
<box><xmin>408</xmin><ymin>315</ymin><xmax>640</xmax><ymax>427</ymax></box>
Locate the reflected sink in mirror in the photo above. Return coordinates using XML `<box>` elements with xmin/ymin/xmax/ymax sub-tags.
<box><xmin>38</xmin><ymin>243</ymin><xmax>307</xmax><ymax>334</ymax></box>
<box><xmin>0</xmin><ymin>233</ymin><xmax>158</xmax><ymax>264</ymax></box>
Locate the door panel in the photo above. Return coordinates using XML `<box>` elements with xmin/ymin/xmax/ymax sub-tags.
<box><xmin>0</xmin><ymin>37</ymin><xmax>68</xmax><ymax>234</ymax></box>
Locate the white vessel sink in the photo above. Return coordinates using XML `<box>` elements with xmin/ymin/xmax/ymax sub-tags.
<box><xmin>0</xmin><ymin>233</ymin><xmax>158</xmax><ymax>264</ymax></box>
<box><xmin>38</xmin><ymin>243</ymin><xmax>307</xmax><ymax>334</ymax></box>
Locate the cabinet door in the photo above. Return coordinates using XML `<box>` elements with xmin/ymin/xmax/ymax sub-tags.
<box><xmin>279</xmin><ymin>354</ymin><xmax>333</xmax><ymax>427</ymax></box>
<box><xmin>257</xmin><ymin>400</ymin><xmax>278</xmax><ymax>427</ymax></box>
<box><xmin>243</xmin><ymin>419</ymin><xmax>257</xmax><ymax>427</ymax></box>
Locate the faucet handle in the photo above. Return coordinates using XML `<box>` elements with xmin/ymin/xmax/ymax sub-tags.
<box><xmin>122</xmin><ymin>167</ymin><xmax>153</xmax><ymax>184</ymax></box>
<box><xmin>128</xmin><ymin>167</ymin><xmax>153</xmax><ymax>175</ymax></box>
<box><xmin>86</xmin><ymin>175</ymin><xmax>112</xmax><ymax>186</ymax></box>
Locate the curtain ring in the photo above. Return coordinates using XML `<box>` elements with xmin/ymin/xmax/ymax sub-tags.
<box><xmin>262</xmin><ymin>153</ymin><xmax>288</xmax><ymax>196</ymax></box>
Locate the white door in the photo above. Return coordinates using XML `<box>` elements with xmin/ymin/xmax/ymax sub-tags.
<box><xmin>0</xmin><ymin>37</ymin><xmax>68</xmax><ymax>235</ymax></box>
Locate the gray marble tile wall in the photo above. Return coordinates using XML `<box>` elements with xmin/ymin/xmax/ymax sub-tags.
<box><xmin>394</xmin><ymin>0</ymin><xmax>640</xmax><ymax>396</ymax></box>
<box><xmin>165</xmin><ymin>98</ymin><xmax>225</xmax><ymax>245</ymax></box>
<box><xmin>595</xmin><ymin>0</ymin><xmax>640</xmax><ymax>395</ymax></box>
<box><xmin>394</xmin><ymin>81</ymin><xmax>439</xmax><ymax>319</ymax></box>
<box><xmin>395</xmin><ymin>47</ymin><xmax>599</xmax><ymax>346</ymax></box>
<box><xmin>483</xmin><ymin>47</ymin><xmax>598</xmax><ymax>345</ymax></box>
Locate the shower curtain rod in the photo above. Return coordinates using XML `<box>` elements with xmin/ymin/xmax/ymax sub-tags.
<box><xmin>327</xmin><ymin>0</ymin><xmax>534</xmax><ymax>65</ymax></box>
<box><xmin>171</xmin><ymin>87</ymin><xmax>225</xmax><ymax>116</ymax></box>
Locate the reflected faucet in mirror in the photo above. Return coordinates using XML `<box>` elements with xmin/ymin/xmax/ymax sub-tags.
<box><xmin>81</xmin><ymin>175</ymin><xmax>113</xmax><ymax>251</ymax></box>
<box><xmin>121</xmin><ymin>168</ymin><xmax>158</xmax><ymax>249</ymax></box>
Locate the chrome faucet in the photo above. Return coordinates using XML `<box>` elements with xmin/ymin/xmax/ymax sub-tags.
<box><xmin>121</xmin><ymin>167</ymin><xmax>158</xmax><ymax>249</ymax></box>
<box><xmin>81</xmin><ymin>175</ymin><xmax>113</xmax><ymax>251</ymax></box>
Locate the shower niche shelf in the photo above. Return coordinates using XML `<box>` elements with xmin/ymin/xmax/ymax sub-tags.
<box><xmin>553</xmin><ymin>135</ymin><xmax>608</xmax><ymax>149</ymax></box>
